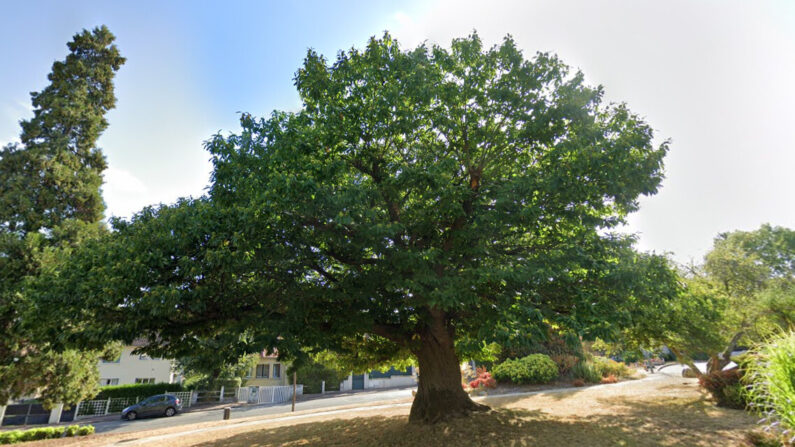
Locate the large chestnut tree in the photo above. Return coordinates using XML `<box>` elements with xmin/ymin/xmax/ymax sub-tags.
<box><xmin>43</xmin><ymin>34</ymin><xmax>670</xmax><ymax>422</ymax></box>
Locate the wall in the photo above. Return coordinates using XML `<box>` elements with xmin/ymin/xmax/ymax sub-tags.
<box><xmin>97</xmin><ymin>346</ymin><xmax>175</xmax><ymax>386</ymax></box>
<box><xmin>367</xmin><ymin>375</ymin><xmax>417</xmax><ymax>389</ymax></box>
<box><xmin>339</xmin><ymin>369</ymin><xmax>418</xmax><ymax>391</ymax></box>
<box><xmin>244</xmin><ymin>358</ymin><xmax>291</xmax><ymax>386</ymax></box>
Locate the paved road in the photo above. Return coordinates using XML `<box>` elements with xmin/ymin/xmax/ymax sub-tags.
<box><xmin>92</xmin><ymin>387</ymin><xmax>415</xmax><ymax>434</ymax></box>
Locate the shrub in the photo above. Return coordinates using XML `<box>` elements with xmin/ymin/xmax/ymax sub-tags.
<box><xmin>572</xmin><ymin>379</ymin><xmax>586</xmax><ymax>387</ymax></box>
<box><xmin>600</xmin><ymin>374</ymin><xmax>618</xmax><ymax>384</ymax></box>
<box><xmin>550</xmin><ymin>354</ymin><xmax>579</xmax><ymax>375</ymax></box>
<box><xmin>493</xmin><ymin>354</ymin><xmax>558</xmax><ymax>385</ymax></box>
<box><xmin>77</xmin><ymin>425</ymin><xmax>95</xmax><ymax>436</ymax></box>
<box><xmin>467</xmin><ymin>367</ymin><xmax>497</xmax><ymax>390</ymax></box>
<box><xmin>295</xmin><ymin>360</ymin><xmax>344</xmax><ymax>394</ymax></box>
<box><xmin>620</xmin><ymin>350</ymin><xmax>642</xmax><ymax>364</ymax></box>
<box><xmin>591</xmin><ymin>356</ymin><xmax>631</xmax><ymax>378</ymax></box>
<box><xmin>95</xmin><ymin>382</ymin><xmax>183</xmax><ymax>399</ymax></box>
<box><xmin>0</xmin><ymin>431</ymin><xmax>22</xmax><ymax>445</ymax></box>
<box><xmin>744</xmin><ymin>430</ymin><xmax>785</xmax><ymax>447</ymax></box>
<box><xmin>0</xmin><ymin>426</ymin><xmax>75</xmax><ymax>444</ymax></box>
<box><xmin>65</xmin><ymin>425</ymin><xmax>80</xmax><ymax>437</ymax></box>
<box><xmin>698</xmin><ymin>368</ymin><xmax>746</xmax><ymax>409</ymax></box>
<box><xmin>571</xmin><ymin>361</ymin><xmax>601</xmax><ymax>384</ymax></box>
<box><xmin>744</xmin><ymin>331</ymin><xmax>795</xmax><ymax>438</ymax></box>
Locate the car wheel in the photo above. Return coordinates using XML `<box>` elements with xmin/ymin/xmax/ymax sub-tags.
<box><xmin>126</xmin><ymin>411</ymin><xmax>137</xmax><ymax>421</ymax></box>
<box><xmin>165</xmin><ymin>407</ymin><xmax>176</xmax><ymax>417</ymax></box>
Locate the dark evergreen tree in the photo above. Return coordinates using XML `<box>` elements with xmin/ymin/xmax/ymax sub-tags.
<box><xmin>0</xmin><ymin>25</ymin><xmax>124</xmax><ymax>406</ymax></box>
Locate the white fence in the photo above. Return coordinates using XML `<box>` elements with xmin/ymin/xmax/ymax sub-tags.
<box><xmin>75</xmin><ymin>391</ymin><xmax>197</xmax><ymax>420</ymax></box>
<box><xmin>237</xmin><ymin>385</ymin><xmax>303</xmax><ymax>405</ymax></box>
<box><xmin>14</xmin><ymin>385</ymin><xmax>303</xmax><ymax>423</ymax></box>
<box><xmin>166</xmin><ymin>391</ymin><xmax>195</xmax><ymax>407</ymax></box>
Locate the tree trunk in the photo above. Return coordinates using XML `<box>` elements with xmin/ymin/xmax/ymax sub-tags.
<box><xmin>669</xmin><ymin>346</ymin><xmax>703</xmax><ymax>377</ymax></box>
<box><xmin>409</xmin><ymin>311</ymin><xmax>489</xmax><ymax>424</ymax></box>
<box><xmin>707</xmin><ymin>331</ymin><xmax>743</xmax><ymax>374</ymax></box>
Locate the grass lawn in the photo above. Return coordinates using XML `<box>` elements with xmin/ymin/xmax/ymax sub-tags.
<box><xmin>25</xmin><ymin>375</ymin><xmax>758</xmax><ymax>446</ymax></box>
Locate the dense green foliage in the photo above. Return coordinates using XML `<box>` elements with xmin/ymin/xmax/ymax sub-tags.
<box><xmin>178</xmin><ymin>350</ymin><xmax>258</xmax><ymax>390</ymax></box>
<box><xmin>492</xmin><ymin>354</ymin><xmax>559</xmax><ymax>385</ymax></box>
<box><xmin>590</xmin><ymin>356</ymin><xmax>632</xmax><ymax>378</ymax></box>
<box><xmin>42</xmin><ymin>32</ymin><xmax>670</xmax><ymax>422</ymax></box>
<box><xmin>295</xmin><ymin>358</ymin><xmax>345</xmax><ymax>394</ymax></box>
<box><xmin>571</xmin><ymin>361</ymin><xmax>602</xmax><ymax>384</ymax></box>
<box><xmin>0</xmin><ymin>25</ymin><xmax>124</xmax><ymax>407</ymax></box>
<box><xmin>93</xmin><ymin>382</ymin><xmax>184</xmax><ymax>399</ymax></box>
<box><xmin>0</xmin><ymin>425</ymin><xmax>94</xmax><ymax>444</ymax></box>
<box><xmin>623</xmin><ymin>224</ymin><xmax>794</xmax><ymax>378</ymax></box>
<box><xmin>744</xmin><ymin>331</ymin><xmax>795</xmax><ymax>437</ymax></box>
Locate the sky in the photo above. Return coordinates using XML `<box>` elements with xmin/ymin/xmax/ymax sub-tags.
<box><xmin>1</xmin><ymin>0</ymin><xmax>793</xmax><ymax>265</ymax></box>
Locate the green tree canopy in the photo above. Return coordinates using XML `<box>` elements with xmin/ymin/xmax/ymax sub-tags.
<box><xmin>45</xmin><ymin>33</ymin><xmax>669</xmax><ymax>422</ymax></box>
<box><xmin>0</xmin><ymin>25</ymin><xmax>124</xmax><ymax>406</ymax></box>
<box><xmin>624</xmin><ymin>224</ymin><xmax>795</xmax><ymax>376</ymax></box>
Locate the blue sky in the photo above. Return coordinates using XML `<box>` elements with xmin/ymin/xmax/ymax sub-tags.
<box><xmin>2</xmin><ymin>1</ymin><xmax>794</xmax><ymax>263</ymax></box>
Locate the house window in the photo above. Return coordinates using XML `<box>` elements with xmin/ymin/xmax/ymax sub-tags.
<box><xmin>100</xmin><ymin>378</ymin><xmax>119</xmax><ymax>386</ymax></box>
<box><xmin>256</xmin><ymin>364</ymin><xmax>270</xmax><ymax>378</ymax></box>
<box><xmin>272</xmin><ymin>363</ymin><xmax>281</xmax><ymax>378</ymax></box>
<box><xmin>135</xmin><ymin>378</ymin><xmax>155</xmax><ymax>384</ymax></box>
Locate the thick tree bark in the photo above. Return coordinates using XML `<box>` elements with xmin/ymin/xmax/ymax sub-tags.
<box><xmin>409</xmin><ymin>311</ymin><xmax>489</xmax><ymax>424</ymax></box>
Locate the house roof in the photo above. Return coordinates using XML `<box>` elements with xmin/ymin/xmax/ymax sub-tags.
<box><xmin>260</xmin><ymin>349</ymin><xmax>279</xmax><ymax>359</ymax></box>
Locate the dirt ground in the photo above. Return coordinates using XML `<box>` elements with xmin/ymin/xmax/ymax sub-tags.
<box><xmin>24</xmin><ymin>375</ymin><xmax>759</xmax><ymax>447</ymax></box>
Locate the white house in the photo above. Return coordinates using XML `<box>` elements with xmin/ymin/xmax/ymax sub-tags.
<box><xmin>97</xmin><ymin>342</ymin><xmax>179</xmax><ymax>386</ymax></box>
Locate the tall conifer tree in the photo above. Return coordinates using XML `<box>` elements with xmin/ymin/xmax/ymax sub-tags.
<box><xmin>0</xmin><ymin>25</ymin><xmax>124</xmax><ymax>406</ymax></box>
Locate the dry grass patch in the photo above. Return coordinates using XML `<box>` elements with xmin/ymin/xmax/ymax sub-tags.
<box><xmin>176</xmin><ymin>376</ymin><xmax>757</xmax><ymax>447</ymax></box>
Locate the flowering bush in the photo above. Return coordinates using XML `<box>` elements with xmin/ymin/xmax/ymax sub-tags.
<box><xmin>467</xmin><ymin>367</ymin><xmax>497</xmax><ymax>390</ymax></box>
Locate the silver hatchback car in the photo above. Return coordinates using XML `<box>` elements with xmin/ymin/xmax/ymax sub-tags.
<box><xmin>121</xmin><ymin>394</ymin><xmax>182</xmax><ymax>420</ymax></box>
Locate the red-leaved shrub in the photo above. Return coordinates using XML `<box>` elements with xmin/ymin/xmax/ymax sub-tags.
<box><xmin>468</xmin><ymin>367</ymin><xmax>497</xmax><ymax>389</ymax></box>
<box><xmin>697</xmin><ymin>368</ymin><xmax>746</xmax><ymax>409</ymax></box>
<box><xmin>600</xmin><ymin>374</ymin><xmax>618</xmax><ymax>384</ymax></box>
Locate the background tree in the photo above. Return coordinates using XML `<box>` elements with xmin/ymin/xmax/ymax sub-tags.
<box><xmin>0</xmin><ymin>25</ymin><xmax>124</xmax><ymax>406</ymax></box>
<box><xmin>623</xmin><ymin>224</ymin><xmax>794</xmax><ymax>376</ymax></box>
<box><xmin>45</xmin><ymin>33</ymin><xmax>669</xmax><ymax>422</ymax></box>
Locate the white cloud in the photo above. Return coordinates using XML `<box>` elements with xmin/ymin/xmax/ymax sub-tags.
<box><xmin>102</xmin><ymin>166</ymin><xmax>150</xmax><ymax>220</ymax></box>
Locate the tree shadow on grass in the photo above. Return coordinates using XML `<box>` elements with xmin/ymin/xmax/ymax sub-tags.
<box><xmin>189</xmin><ymin>394</ymin><xmax>757</xmax><ymax>447</ymax></box>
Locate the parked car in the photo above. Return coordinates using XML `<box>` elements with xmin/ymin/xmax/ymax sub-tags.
<box><xmin>121</xmin><ymin>394</ymin><xmax>182</xmax><ymax>421</ymax></box>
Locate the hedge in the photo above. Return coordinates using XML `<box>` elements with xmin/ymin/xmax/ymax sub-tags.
<box><xmin>296</xmin><ymin>361</ymin><xmax>343</xmax><ymax>394</ymax></box>
<box><xmin>94</xmin><ymin>382</ymin><xmax>184</xmax><ymax>399</ymax></box>
<box><xmin>0</xmin><ymin>425</ymin><xmax>94</xmax><ymax>444</ymax></box>
<box><xmin>493</xmin><ymin>354</ymin><xmax>558</xmax><ymax>385</ymax></box>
